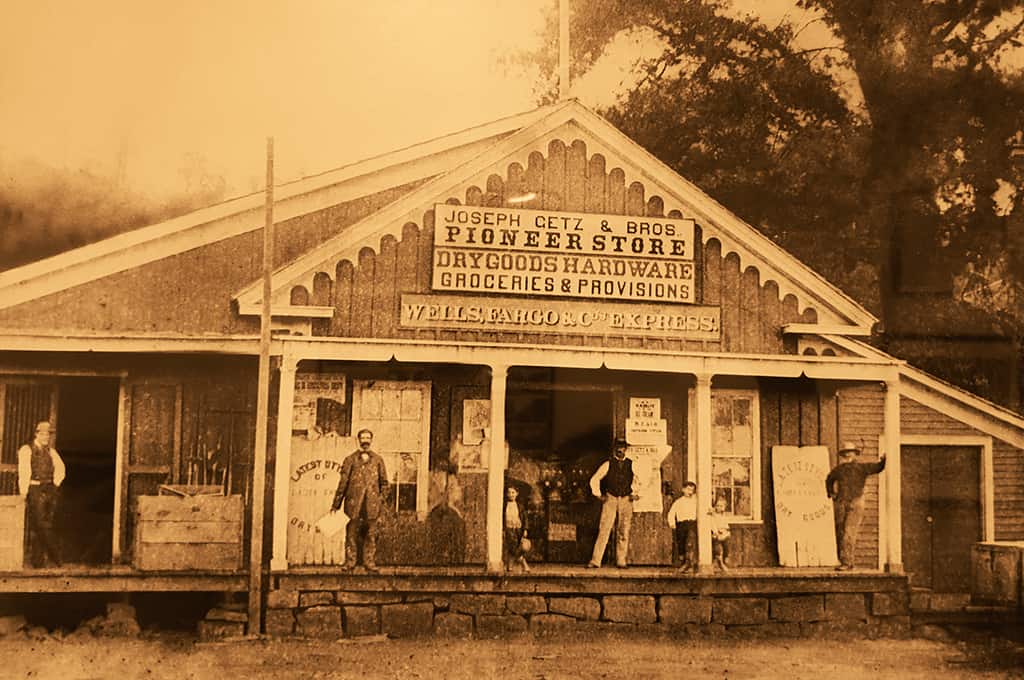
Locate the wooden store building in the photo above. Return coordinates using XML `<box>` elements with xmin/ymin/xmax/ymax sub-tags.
<box><xmin>0</xmin><ymin>101</ymin><xmax>1022</xmax><ymax>636</ymax></box>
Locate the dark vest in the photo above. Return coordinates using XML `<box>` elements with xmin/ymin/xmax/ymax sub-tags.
<box><xmin>602</xmin><ymin>456</ymin><xmax>633</xmax><ymax>497</ymax></box>
<box><xmin>30</xmin><ymin>443</ymin><xmax>54</xmax><ymax>484</ymax></box>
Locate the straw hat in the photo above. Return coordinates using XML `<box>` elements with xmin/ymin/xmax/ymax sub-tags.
<box><xmin>837</xmin><ymin>441</ymin><xmax>860</xmax><ymax>457</ymax></box>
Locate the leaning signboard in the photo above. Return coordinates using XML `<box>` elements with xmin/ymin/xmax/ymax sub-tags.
<box><xmin>771</xmin><ymin>445</ymin><xmax>839</xmax><ymax>567</ymax></box>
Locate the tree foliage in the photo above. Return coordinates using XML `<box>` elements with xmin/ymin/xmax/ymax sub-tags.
<box><xmin>527</xmin><ymin>0</ymin><xmax>1024</xmax><ymax>334</ymax></box>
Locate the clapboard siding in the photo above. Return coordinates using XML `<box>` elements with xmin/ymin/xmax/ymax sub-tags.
<box><xmin>836</xmin><ymin>383</ymin><xmax>884</xmax><ymax>568</ymax></box>
<box><xmin>0</xmin><ymin>180</ymin><xmax>427</xmax><ymax>334</ymax></box>
<box><xmin>902</xmin><ymin>396</ymin><xmax>1024</xmax><ymax>540</ymax></box>
<box><xmin>315</xmin><ymin>139</ymin><xmax>818</xmax><ymax>354</ymax></box>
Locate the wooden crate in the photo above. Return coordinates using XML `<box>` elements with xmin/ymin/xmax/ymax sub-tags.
<box><xmin>0</xmin><ymin>496</ymin><xmax>25</xmax><ymax>571</ymax></box>
<box><xmin>133</xmin><ymin>494</ymin><xmax>243</xmax><ymax>571</ymax></box>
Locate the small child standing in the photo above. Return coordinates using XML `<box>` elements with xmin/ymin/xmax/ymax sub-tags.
<box><xmin>503</xmin><ymin>486</ymin><xmax>530</xmax><ymax>572</ymax></box>
<box><xmin>709</xmin><ymin>496</ymin><xmax>732</xmax><ymax>571</ymax></box>
<box><xmin>666</xmin><ymin>481</ymin><xmax>698</xmax><ymax>573</ymax></box>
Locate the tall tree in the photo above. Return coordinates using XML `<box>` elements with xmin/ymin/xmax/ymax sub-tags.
<box><xmin>523</xmin><ymin>0</ymin><xmax>1024</xmax><ymax>402</ymax></box>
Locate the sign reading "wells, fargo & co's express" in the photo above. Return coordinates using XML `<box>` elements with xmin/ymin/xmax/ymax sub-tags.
<box><xmin>432</xmin><ymin>204</ymin><xmax>697</xmax><ymax>304</ymax></box>
<box><xmin>399</xmin><ymin>293</ymin><xmax>720</xmax><ymax>340</ymax></box>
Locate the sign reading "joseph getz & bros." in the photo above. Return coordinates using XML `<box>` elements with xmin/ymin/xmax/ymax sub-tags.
<box><xmin>432</xmin><ymin>204</ymin><xmax>697</xmax><ymax>304</ymax></box>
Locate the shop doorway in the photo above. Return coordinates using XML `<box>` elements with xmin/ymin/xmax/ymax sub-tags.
<box><xmin>901</xmin><ymin>444</ymin><xmax>981</xmax><ymax>592</ymax></box>
<box><xmin>55</xmin><ymin>377</ymin><xmax>120</xmax><ymax>566</ymax></box>
<box><xmin>505</xmin><ymin>386</ymin><xmax>614</xmax><ymax>564</ymax></box>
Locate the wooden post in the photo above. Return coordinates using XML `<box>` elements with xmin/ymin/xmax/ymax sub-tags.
<box><xmin>486</xmin><ymin>364</ymin><xmax>508</xmax><ymax>573</ymax></box>
<box><xmin>248</xmin><ymin>137</ymin><xmax>274</xmax><ymax>633</ymax></box>
<box><xmin>883</xmin><ymin>377</ymin><xmax>903</xmax><ymax>573</ymax></box>
<box><xmin>694</xmin><ymin>374</ymin><xmax>713</xmax><ymax>572</ymax></box>
<box><xmin>270</xmin><ymin>355</ymin><xmax>298</xmax><ymax>572</ymax></box>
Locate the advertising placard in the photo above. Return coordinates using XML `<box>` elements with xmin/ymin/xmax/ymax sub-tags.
<box><xmin>771</xmin><ymin>445</ymin><xmax>839</xmax><ymax>567</ymax></box>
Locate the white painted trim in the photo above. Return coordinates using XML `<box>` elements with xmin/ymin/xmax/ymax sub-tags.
<box><xmin>825</xmin><ymin>334</ymin><xmax>1024</xmax><ymax>447</ymax></box>
<box><xmin>883</xmin><ymin>379</ymin><xmax>902</xmax><ymax>572</ymax></box>
<box><xmin>270</xmin><ymin>356</ymin><xmax>299</xmax><ymax>572</ymax></box>
<box><xmin>237</xmin><ymin>304</ymin><xmax>335</xmax><ymax>319</ymax></box>
<box><xmin>783</xmin><ymin>323</ymin><xmax>872</xmax><ymax>337</ymax></box>
<box><xmin>877</xmin><ymin>433</ymin><xmax>887</xmax><ymax>571</ymax></box>
<box><xmin>694</xmin><ymin>375</ymin><xmax>713</xmax><ymax>569</ymax></box>
<box><xmin>901</xmin><ymin>434</ymin><xmax>994</xmax><ymax>543</ymax></box>
<box><xmin>0</xmin><ymin>333</ymin><xmax>260</xmax><ymax>355</ymax></box>
<box><xmin>111</xmin><ymin>377</ymin><xmax>127</xmax><ymax>563</ymax></box>
<box><xmin>486</xmin><ymin>364</ymin><xmax>508</xmax><ymax>573</ymax></box>
<box><xmin>234</xmin><ymin>101</ymin><xmax>876</xmax><ymax>330</ymax></box>
<box><xmin>0</xmin><ymin>104</ymin><xmax>562</xmax><ymax>312</ymax></box>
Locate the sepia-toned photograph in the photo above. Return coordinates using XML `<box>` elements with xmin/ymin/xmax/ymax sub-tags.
<box><xmin>0</xmin><ymin>1</ymin><xmax>1023</xmax><ymax>677</ymax></box>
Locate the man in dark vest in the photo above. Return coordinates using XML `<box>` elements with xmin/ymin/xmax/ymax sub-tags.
<box><xmin>331</xmin><ymin>428</ymin><xmax>389</xmax><ymax>573</ymax></box>
<box><xmin>826</xmin><ymin>441</ymin><xmax>886</xmax><ymax>571</ymax></box>
<box><xmin>17</xmin><ymin>421</ymin><xmax>65</xmax><ymax>568</ymax></box>
<box><xmin>587</xmin><ymin>438</ymin><xmax>640</xmax><ymax>568</ymax></box>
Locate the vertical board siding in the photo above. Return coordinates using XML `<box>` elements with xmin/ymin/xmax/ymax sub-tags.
<box><xmin>837</xmin><ymin>383</ymin><xmax>884</xmax><ymax>568</ymax></box>
<box><xmin>311</xmin><ymin>139</ymin><xmax>819</xmax><ymax>354</ymax></box>
<box><xmin>902</xmin><ymin>397</ymin><xmax>1024</xmax><ymax>541</ymax></box>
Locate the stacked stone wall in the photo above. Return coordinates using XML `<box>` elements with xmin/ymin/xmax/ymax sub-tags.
<box><xmin>264</xmin><ymin>586</ymin><xmax>910</xmax><ymax>639</ymax></box>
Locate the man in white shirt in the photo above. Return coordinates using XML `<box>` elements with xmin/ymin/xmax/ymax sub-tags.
<box><xmin>18</xmin><ymin>421</ymin><xmax>65</xmax><ymax>568</ymax></box>
<box><xmin>666</xmin><ymin>481</ymin><xmax>698</xmax><ymax>572</ymax></box>
<box><xmin>587</xmin><ymin>438</ymin><xmax>640</xmax><ymax>568</ymax></box>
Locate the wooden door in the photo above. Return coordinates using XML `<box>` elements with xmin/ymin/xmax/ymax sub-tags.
<box><xmin>902</xmin><ymin>445</ymin><xmax>981</xmax><ymax>592</ymax></box>
<box><xmin>119</xmin><ymin>380</ymin><xmax>182</xmax><ymax>560</ymax></box>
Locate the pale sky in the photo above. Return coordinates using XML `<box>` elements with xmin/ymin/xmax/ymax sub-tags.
<box><xmin>0</xmin><ymin>1</ymin><xmax>832</xmax><ymax>203</ymax></box>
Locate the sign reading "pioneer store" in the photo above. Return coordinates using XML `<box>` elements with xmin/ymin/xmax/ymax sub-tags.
<box><xmin>432</xmin><ymin>203</ymin><xmax>697</xmax><ymax>304</ymax></box>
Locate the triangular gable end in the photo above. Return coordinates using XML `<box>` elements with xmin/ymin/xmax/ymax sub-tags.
<box><xmin>235</xmin><ymin>101</ymin><xmax>877</xmax><ymax>334</ymax></box>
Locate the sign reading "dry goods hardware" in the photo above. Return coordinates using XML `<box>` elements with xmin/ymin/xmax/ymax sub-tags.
<box><xmin>432</xmin><ymin>204</ymin><xmax>697</xmax><ymax>304</ymax></box>
<box><xmin>400</xmin><ymin>294</ymin><xmax>720</xmax><ymax>340</ymax></box>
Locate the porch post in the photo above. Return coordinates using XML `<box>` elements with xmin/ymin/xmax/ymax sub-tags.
<box><xmin>694</xmin><ymin>373</ymin><xmax>713</xmax><ymax>572</ymax></box>
<box><xmin>486</xmin><ymin>363</ymin><xmax>509</xmax><ymax>573</ymax></box>
<box><xmin>883</xmin><ymin>377</ymin><xmax>903</xmax><ymax>572</ymax></box>
<box><xmin>270</xmin><ymin>356</ymin><xmax>299</xmax><ymax>572</ymax></box>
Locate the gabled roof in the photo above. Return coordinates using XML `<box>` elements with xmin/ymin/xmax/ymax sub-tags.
<box><xmin>823</xmin><ymin>334</ymin><xmax>1024</xmax><ymax>448</ymax></box>
<box><xmin>233</xmin><ymin>100</ymin><xmax>877</xmax><ymax>331</ymax></box>
<box><xmin>0</xmin><ymin>103</ymin><xmax>563</xmax><ymax>312</ymax></box>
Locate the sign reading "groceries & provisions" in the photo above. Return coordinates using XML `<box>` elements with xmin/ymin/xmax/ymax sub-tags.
<box><xmin>432</xmin><ymin>204</ymin><xmax>697</xmax><ymax>304</ymax></box>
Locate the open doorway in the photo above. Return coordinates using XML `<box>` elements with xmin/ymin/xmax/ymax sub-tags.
<box><xmin>505</xmin><ymin>386</ymin><xmax>614</xmax><ymax>563</ymax></box>
<box><xmin>55</xmin><ymin>377</ymin><xmax>119</xmax><ymax>566</ymax></box>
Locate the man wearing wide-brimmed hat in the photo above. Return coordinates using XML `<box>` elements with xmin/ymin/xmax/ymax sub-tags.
<box><xmin>826</xmin><ymin>441</ymin><xmax>886</xmax><ymax>571</ymax></box>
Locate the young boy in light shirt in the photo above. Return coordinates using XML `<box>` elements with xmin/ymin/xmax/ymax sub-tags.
<box><xmin>709</xmin><ymin>496</ymin><xmax>732</xmax><ymax>572</ymax></box>
<box><xmin>666</xmin><ymin>481</ymin><xmax>697</xmax><ymax>573</ymax></box>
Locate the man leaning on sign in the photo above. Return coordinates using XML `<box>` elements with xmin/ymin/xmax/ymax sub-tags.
<box><xmin>826</xmin><ymin>441</ymin><xmax>886</xmax><ymax>571</ymax></box>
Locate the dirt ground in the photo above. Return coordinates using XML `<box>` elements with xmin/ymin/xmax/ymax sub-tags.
<box><xmin>0</xmin><ymin>629</ymin><xmax>1022</xmax><ymax>680</ymax></box>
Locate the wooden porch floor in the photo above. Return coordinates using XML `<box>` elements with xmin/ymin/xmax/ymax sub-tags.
<box><xmin>0</xmin><ymin>563</ymin><xmax>907</xmax><ymax>595</ymax></box>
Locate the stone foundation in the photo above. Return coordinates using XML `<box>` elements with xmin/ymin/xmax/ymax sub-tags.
<box><xmin>264</xmin><ymin>573</ymin><xmax>910</xmax><ymax>639</ymax></box>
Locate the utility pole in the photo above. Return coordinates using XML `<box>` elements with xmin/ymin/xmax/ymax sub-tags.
<box><xmin>248</xmin><ymin>137</ymin><xmax>274</xmax><ymax>633</ymax></box>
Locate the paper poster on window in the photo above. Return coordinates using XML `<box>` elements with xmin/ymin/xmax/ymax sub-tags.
<box><xmin>626</xmin><ymin>444</ymin><xmax>671</xmax><ymax>513</ymax></box>
<box><xmin>462</xmin><ymin>399</ymin><xmax>491</xmax><ymax>446</ymax></box>
<box><xmin>771</xmin><ymin>445</ymin><xmax>839</xmax><ymax>567</ymax></box>
<box><xmin>293</xmin><ymin>372</ymin><xmax>347</xmax><ymax>434</ymax></box>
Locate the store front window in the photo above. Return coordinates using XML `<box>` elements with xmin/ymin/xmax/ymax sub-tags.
<box><xmin>711</xmin><ymin>389</ymin><xmax>760</xmax><ymax>521</ymax></box>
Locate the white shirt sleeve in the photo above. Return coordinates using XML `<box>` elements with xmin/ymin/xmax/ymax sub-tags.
<box><xmin>51</xmin><ymin>449</ymin><xmax>66</xmax><ymax>487</ymax></box>
<box><xmin>666</xmin><ymin>499</ymin><xmax>679</xmax><ymax>527</ymax></box>
<box><xmin>17</xmin><ymin>445</ymin><xmax>31</xmax><ymax>496</ymax></box>
<box><xmin>589</xmin><ymin>461</ymin><xmax>609</xmax><ymax>497</ymax></box>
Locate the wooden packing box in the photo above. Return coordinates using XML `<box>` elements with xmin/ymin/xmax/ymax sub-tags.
<box><xmin>133</xmin><ymin>494</ymin><xmax>243</xmax><ymax>571</ymax></box>
<box><xmin>0</xmin><ymin>495</ymin><xmax>25</xmax><ymax>571</ymax></box>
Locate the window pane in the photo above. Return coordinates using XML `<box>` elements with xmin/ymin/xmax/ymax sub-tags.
<box><xmin>732</xmin><ymin>424</ymin><xmax>753</xmax><ymax>457</ymax></box>
<box><xmin>381</xmin><ymin>390</ymin><xmax>402</xmax><ymax>419</ymax></box>
<box><xmin>712</xmin><ymin>425</ymin><xmax>733</xmax><ymax>455</ymax></box>
<box><xmin>735</xmin><ymin>486</ymin><xmax>751</xmax><ymax>516</ymax></box>
<box><xmin>714</xmin><ymin>397</ymin><xmax>732</xmax><ymax>427</ymax></box>
<box><xmin>731</xmin><ymin>458</ymin><xmax>751</xmax><ymax>485</ymax></box>
<box><xmin>712</xmin><ymin>459</ymin><xmax>733</xmax><ymax>488</ymax></box>
<box><xmin>361</xmin><ymin>389</ymin><xmax>382</xmax><ymax>419</ymax></box>
<box><xmin>733</xmin><ymin>398</ymin><xmax>751</xmax><ymax>426</ymax></box>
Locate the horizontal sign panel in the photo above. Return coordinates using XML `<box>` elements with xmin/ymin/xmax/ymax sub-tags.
<box><xmin>400</xmin><ymin>294</ymin><xmax>720</xmax><ymax>340</ymax></box>
<box><xmin>433</xmin><ymin>204</ymin><xmax>697</xmax><ymax>305</ymax></box>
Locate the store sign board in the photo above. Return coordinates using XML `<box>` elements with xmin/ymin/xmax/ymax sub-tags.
<box><xmin>626</xmin><ymin>418</ymin><xmax>667</xmax><ymax>446</ymax></box>
<box><xmin>771</xmin><ymin>445</ymin><xmax>839</xmax><ymax>567</ymax></box>
<box><xmin>400</xmin><ymin>294</ymin><xmax>720</xmax><ymax>341</ymax></box>
<box><xmin>630</xmin><ymin>398</ymin><xmax>661</xmax><ymax>420</ymax></box>
<box><xmin>627</xmin><ymin>444</ymin><xmax>671</xmax><ymax>513</ymax></box>
<box><xmin>432</xmin><ymin>203</ymin><xmax>697</xmax><ymax>304</ymax></box>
